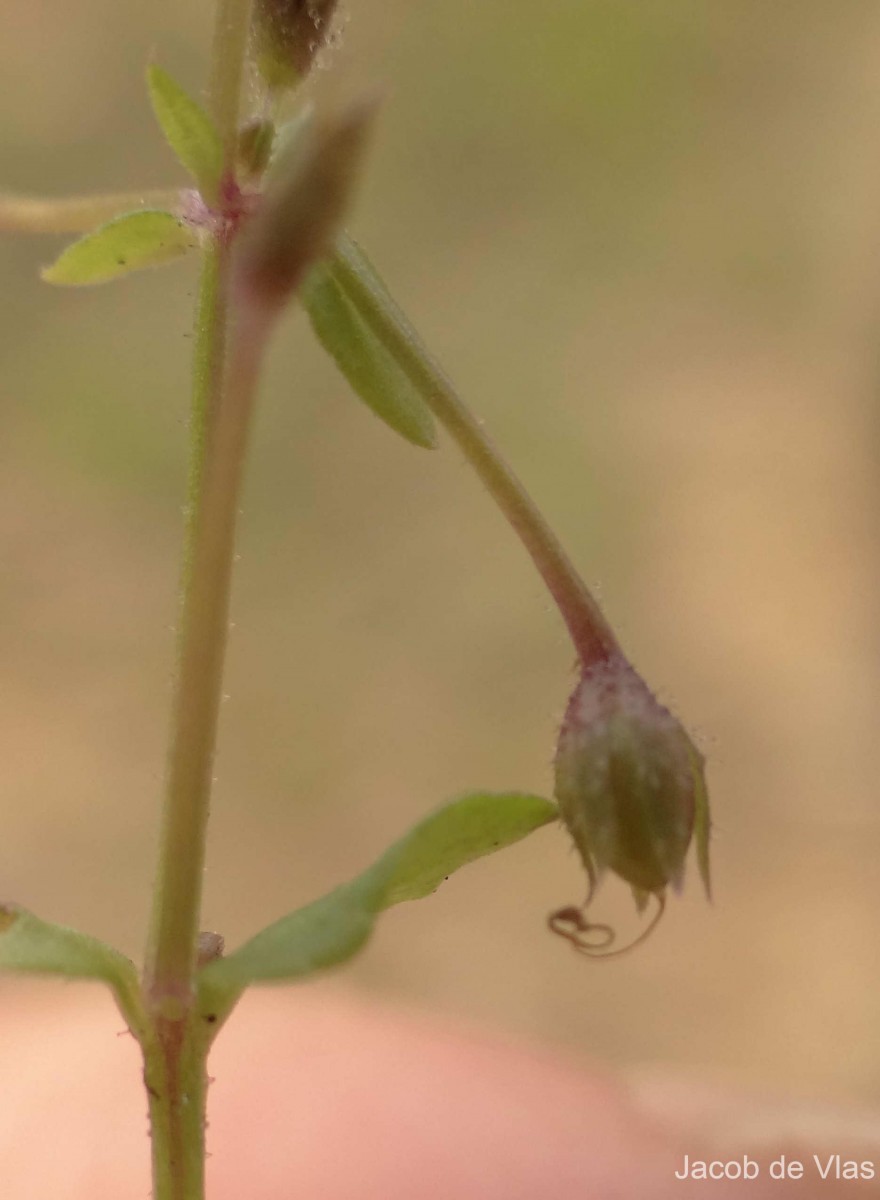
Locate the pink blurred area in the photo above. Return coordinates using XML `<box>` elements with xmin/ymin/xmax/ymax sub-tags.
<box><xmin>2</xmin><ymin>982</ymin><xmax>880</xmax><ymax>1198</ymax></box>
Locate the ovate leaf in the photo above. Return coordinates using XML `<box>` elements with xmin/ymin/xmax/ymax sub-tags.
<box><xmin>147</xmin><ymin>65</ymin><xmax>224</xmax><ymax>195</ymax></box>
<box><xmin>301</xmin><ymin>255</ymin><xmax>437</xmax><ymax>449</ymax></box>
<box><xmin>42</xmin><ymin>210</ymin><xmax>196</xmax><ymax>285</ymax></box>
<box><xmin>198</xmin><ymin>792</ymin><xmax>556</xmax><ymax>1017</ymax></box>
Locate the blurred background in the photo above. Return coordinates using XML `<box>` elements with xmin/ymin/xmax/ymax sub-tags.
<box><xmin>1</xmin><ymin>0</ymin><xmax>879</xmax><ymax>1110</ymax></box>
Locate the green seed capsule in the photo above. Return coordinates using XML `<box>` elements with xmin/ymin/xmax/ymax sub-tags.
<box><xmin>554</xmin><ymin>657</ymin><xmax>710</xmax><ymax>905</ymax></box>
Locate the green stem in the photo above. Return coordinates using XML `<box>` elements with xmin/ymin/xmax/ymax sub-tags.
<box><xmin>185</xmin><ymin>244</ymin><xmax>228</xmax><ymax>577</ymax></box>
<box><xmin>143</xmin><ymin>263</ymin><xmax>268</xmax><ymax>1200</ymax></box>
<box><xmin>141</xmin><ymin>242</ymin><xmax>230</xmax><ymax>1200</ymax></box>
<box><xmin>144</xmin><ymin>1018</ymin><xmax>213</xmax><ymax>1200</ymax></box>
<box><xmin>145</xmin><ymin>242</ymin><xmax>229</xmax><ymax>1005</ymax></box>
<box><xmin>330</xmin><ymin>237</ymin><xmax>621</xmax><ymax>668</ymax></box>
<box><xmin>145</xmin><ymin>0</ymin><xmax>251</xmax><ymax>1015</ymax></box>
<box><xmin>143</xmin><ymin>2</ymin><xmax>255</xmax><ymax>1197</ymax></box>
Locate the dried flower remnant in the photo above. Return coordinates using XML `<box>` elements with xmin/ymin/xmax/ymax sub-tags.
<box><xmin>252</xmin><ymin>0</ymin><xmax>341</xmax><ymax>92</ymax></box>
<box><xmin>196</xmin><ymin>931</ymin><xmax>226</xmax><ymax>967</ymax></box>
<box><xmin>551</xmin><ymin>655</ymin><xmax>710</xmax><ymax>957</ymax></box>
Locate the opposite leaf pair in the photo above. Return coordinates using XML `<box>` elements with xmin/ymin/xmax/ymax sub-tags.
<box><xmin>0</xmin><ymin>792</ymin><xmax>556</xmax><ymax>1034</ymax></box>
<box><xmin>42</xmin><ymin>65</ymin><xmax>436</xmax><ymax>450</ymax></box>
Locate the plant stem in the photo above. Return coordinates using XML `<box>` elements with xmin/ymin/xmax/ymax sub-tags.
<box><xmin>145</xmin><ymin>0</ymin><xmax>251</xmax><ymax>1017</ymax></box>
<box><xmin>141</xmin><ymin>241</ymin><xmax>231</xmax><ymax>1200</ymax></box>
<box><xmin>143</xmin><ymin>2</ymin><xmax>255</xmax><ymax>1197</ymax></box>
<box><xmin>330</xmin><ymin>237</ymin><xmax>621</xmax><ymax>668</ymax></box>
<box><xmin>143</xmin><ymin>275</ymin><xmax>267</xmax><ymax>1200</ymax></box>
<box><xmin>145</xmin><ymin>242</ymin><xmax>230</xmax><ymax>1006</ymax></box>
<box><xmin>186</xmin><ymin>244</ymin><xmax>228</xmax><ymax>573</ymax></box>
<box><xmin>144</xmin><ymin>1019</ymin><xmax>212</xmax><ymax>1200</ymax></box>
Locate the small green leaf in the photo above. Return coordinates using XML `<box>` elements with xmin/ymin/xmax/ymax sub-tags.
<box><xmin>42</xmin><ymin>210</ymin><xmax>196</xmax><ymax>286</ymax></box>
<box><xmin>147</xmin><ymin>65</ymin><xmax>224</xmax><ymax>194</ymax></box>
<box><xmin>198</xmin><ymin>792</ymin><xmax>555</xmax><ymax>1016</ymax></box>
<box><xmin>302</xmin><ymin>255</ymin><xmax>438</xmax><ymax>449</ymax></box>
<box><xmin>0</xmin><ymin>903</ymin><xmax>138</xmax><ymax>988</ymax></box>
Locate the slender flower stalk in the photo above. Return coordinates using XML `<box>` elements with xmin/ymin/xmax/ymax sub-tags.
<box><xmin>0</xmin><ymin>188</ymin><xmax>180</xmax><ymax>233</ymax></box>
<box><xmin>328</xmin><ymin>239</ymin><xmax>621</xmax><ymax>668</ymax></box>
<box><xmin>320</xmin><ymin>243</ymin><xmax>710</xmax><ymax>949</ymax></box>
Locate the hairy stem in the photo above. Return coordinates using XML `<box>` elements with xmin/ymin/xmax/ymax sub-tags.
<box><xmin>144</xmin><ymin>1019</ymin><xmax>212</xmax><ymax>1200</ymax></box>
<box><xmin>144</xmin><ymin>266</ymin><xmax>267</xmax><ymax>1200</ymax></box>
<box><xmin>330</xmin><ymin>237</ymin><xmax>620</xmax><ymax>667</ymax></box>
<box><xmin>145</xmin><ymin>242</ymin><xmax>231</xmax><ymax>1005</ymax></box>
<box><xmin>185</xmin><ymin>244</ymin><xmax>229</xmax><ymax>578</ymax></box>
<box><xmin>144</xmin><ymin>2</ymin><xmax>256</xmax><ymax>1197</ymax></box>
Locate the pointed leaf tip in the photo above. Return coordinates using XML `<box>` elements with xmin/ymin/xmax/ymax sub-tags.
<box><xmin>41</xmin><ymin>210</ymin><xmax>196</xmax><ymax>286</ymax></box>
<box><xmin>147</xmin><ymin>65</ymin><xmax>224</xmax><ymax>195</ymax></box>
<box><xmin>374</xmin><ymin>791</ymin><xmax>557</xmax><ymax>907</ymax></box>
<box><xmin>0</xmin><ymin>903</ymin><xmax>138</xmax><ymax>988</ymax></box>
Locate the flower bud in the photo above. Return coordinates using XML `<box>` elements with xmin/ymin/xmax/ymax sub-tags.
<box><xmin>237</xmin><ymin>118</ymin><xmax>276</xmax><ymax>182</ymax></box>
<box><xmin>252</xmin><ymin>0</ymin><xmax>340</xmax><ymax>93</ymax></box>
<box><xmin>554</xmin><ymin>656</ymin><xmax>710</xmax><ymax>909</ymax></box>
